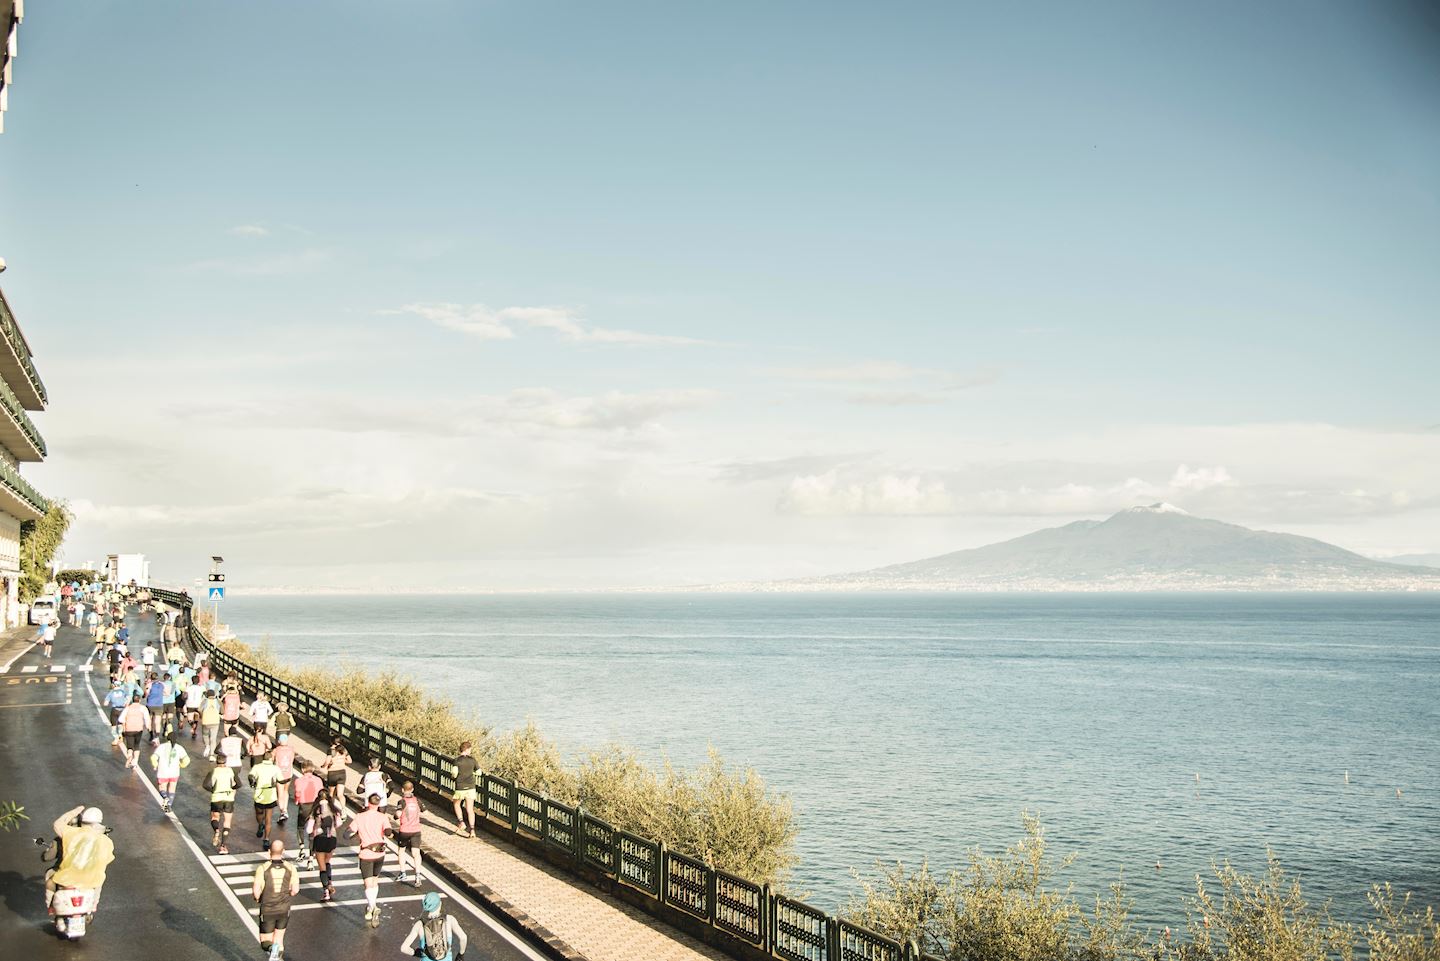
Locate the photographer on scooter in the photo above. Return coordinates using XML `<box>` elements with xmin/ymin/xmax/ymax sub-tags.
<box><xmin>44</xmin><ymin>805</ymin><xmax>114</xmax><ymax>914</ymax></box>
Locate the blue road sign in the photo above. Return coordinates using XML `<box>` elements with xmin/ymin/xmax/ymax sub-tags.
<box><xmin>208</xmin><ymin>586</ymin><xmax>225</xmax><ymax>600</ymax></box>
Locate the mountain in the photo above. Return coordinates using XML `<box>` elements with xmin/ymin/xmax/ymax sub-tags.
<box><xmin>1385</xmin><ymin>553</ymin><xmax>1440</xmax><ymax>569</ymax></box>
<box><xmin>783</xmin><ymin>504</ymin><xmax>1440</xmax><ymax>592</ymax></box>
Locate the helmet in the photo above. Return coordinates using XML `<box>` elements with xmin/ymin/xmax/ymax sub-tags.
<box><xmin>422</xmin><ymin>892</ymin><xmax>441</xmax><ymax>915</ymax></box>
<box><xmin>81</xmin><ymin>807</ymin><xmax>104</xmax><ymax>825</ymax></box>
<box><xmin>277</xmin><ymin>733</ymin><xmax>288</xmax><ymax>743</ymax></box>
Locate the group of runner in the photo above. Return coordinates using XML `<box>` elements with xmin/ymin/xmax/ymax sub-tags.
<box><xmin>80</xmin><ymin>603</ymin><xmax>467</xmax><ymax>959</ymax></box>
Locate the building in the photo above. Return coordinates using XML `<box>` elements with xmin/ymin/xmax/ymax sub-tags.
<box><xmin>1</xmin><ymin>0</ymin><xmax>22</xmax><ymax>134</ymax></box>
<box><xmin>0</xmin><ymin>287</ymin><xmax>48</xmax><ymax>626</ymax></box>
<box><xmin>106</xmin><ymin>553</ymin><xmax>150</xmax><ymax>588</ymax></box>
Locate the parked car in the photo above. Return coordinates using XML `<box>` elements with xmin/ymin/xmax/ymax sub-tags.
<box><xmin>28</xmin><ymin>599</ymin><xmax>57</xmax><ymax>625</ymax></box>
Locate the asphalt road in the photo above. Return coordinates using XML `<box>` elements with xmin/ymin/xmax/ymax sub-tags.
<box><xmin>0</xmin><ymin>605</ymin><xmax>544</xmax><ymax>961</ymax></box>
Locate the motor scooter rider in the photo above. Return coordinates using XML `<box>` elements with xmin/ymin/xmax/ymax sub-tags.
<box><xmin>45</xmin><ymin>805</ymin><xmax>115</xmax><ymax>912</ymax></box>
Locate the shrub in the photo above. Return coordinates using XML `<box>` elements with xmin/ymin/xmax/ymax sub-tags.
<box><xmin>212</xmin><ymin>635</ymin><xmax>796</xmax><ymax>886</ymax></box>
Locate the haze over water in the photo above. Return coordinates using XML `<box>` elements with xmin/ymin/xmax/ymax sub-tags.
<box><xmin>222</xmin><ymin>592</ymin><xmax>1439</xmax><ymax>929</ymax></box>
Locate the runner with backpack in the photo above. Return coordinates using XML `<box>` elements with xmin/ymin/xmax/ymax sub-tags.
<box><xmin>400</xmin><ymin>892</ymin><xmax>467</xmax><ymax>960</ymax></box>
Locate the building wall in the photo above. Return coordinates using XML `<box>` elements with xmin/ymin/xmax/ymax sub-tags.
<box><xmin>0</xmin><ymin>511</ymin><xmax>19</xmax><ymax>571</ymax></box>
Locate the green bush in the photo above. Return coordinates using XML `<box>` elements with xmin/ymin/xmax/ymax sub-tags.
<box><xmin>848</xmin><ymin>817</ymin><xmax>1439</xmax><ymax>961</ymax></box>
<box><xmin>212</xmin><ymin>635</ymin><xmax>796</xmax><ymax>886</ymax></box>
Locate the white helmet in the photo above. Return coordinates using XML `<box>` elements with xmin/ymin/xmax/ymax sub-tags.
<box><xmin>80</xmin><ymin>807</ymin><xmax>104</xmax><ymax>825</ymax></box>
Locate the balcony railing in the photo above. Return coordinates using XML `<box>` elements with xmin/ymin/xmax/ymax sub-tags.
<box><xmin>0</xmin><ymin>374</ymin><xmax>46</xmax><ymax>457</ymax></box>
<box><xmin>0</xmin><ymin>457</ymin><xmax>48</xmax><ymax>516</ymax></box>
<box><xmin>0</xmin><ymin>291</ymin><xmax>48</xmax><ymax>407</ymax></box>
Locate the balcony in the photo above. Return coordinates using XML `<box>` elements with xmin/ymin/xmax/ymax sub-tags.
<box><xmin>0</xmin><ymin>373</ymin><xmax>45</xmax><ymax>460</ymax></box>
<box><xmin>0</xmin><ymin>289</ymin><xmax>48</xmax><ymax>410</ymax></box>
<box><xmin>0</xmin><ymin>456</ymin><xmax>47</xmax><ymax>521</ymax></box>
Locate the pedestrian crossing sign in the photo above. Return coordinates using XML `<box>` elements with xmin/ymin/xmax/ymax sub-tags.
<box><xmin>208</xmin><ymin>586</ymin><xmax>225</xmax><ymax>600</ymax></box>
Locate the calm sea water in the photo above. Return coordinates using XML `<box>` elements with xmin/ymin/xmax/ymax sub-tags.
<box><xmin>220</xmin><ymin>592</ymin><xmax>1439</xmax><ymax>929</ymax></box>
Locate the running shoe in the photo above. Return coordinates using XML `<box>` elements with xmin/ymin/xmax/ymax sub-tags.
<box><xmin>395</xmin><ymin>872</ymin><xmax>411</xmax><ymax>883</ymax></box>
<box><xmin>256</xmin><ymin>826</ymin><xmax>264</xmax><ymax>838</ymax></box>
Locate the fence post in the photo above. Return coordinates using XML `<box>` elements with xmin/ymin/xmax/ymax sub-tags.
<box><xmin>761</xmin><ymin>883</ymin><xmax>772</xmax><ymax>954</ymax></box>
<box><xmin>657</xmin><ymin>841</ymin><xmax>667</xmax><ymax>906</ymax></box>
<box><xmin>827</xmin><ymin>915</ymin><xmax>840</xmax><ymax>961</ymax></box>
<box><xmin>509</xmin><ymin>779</ymin><xmax>519</xmax><ymax>836</ymax></box>
<box><xmin>705</xmin><ymin>862</ymin><xmax>717</xmax><ymax>930</ymax></box>
<box><xmin>573</xmin><ymin>806</ymin><xmax>584</xmax><ymax>864</ymax></box>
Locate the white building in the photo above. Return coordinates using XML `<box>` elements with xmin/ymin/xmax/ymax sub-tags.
<box><xmin>106</xmin><ymin>553</ymin><xmax>150</xmax><ymax>588</ymax></box>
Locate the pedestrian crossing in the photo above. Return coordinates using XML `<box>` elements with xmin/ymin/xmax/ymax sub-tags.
<box><xmin>208</xmin><ymin>846</ymin><xmax>433</xmax><ymax>914</ymax></box>
<box><xmin>1</xmin><ymin>662</ymin><xmax>93</xmax><ymax>674</ymax></box>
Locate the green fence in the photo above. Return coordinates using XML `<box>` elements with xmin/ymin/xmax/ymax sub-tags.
<box><xmin>151</xmin><ymin>587</ymin><xmax>941</xmax><ymax>961</ymax></box>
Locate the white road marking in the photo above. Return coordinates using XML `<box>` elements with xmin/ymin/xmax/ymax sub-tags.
<box><xmin>50</xmin><ymin>665</ymin><xmax>66</xmax><ymax>673</ymax></box>
<box><xmin>21</xmin><ymin>665</ymin><xmax>37</xmax><ymax>673</ymax></box>
<box><xmin>287</xmin><ymin>894</ymin><xmax>427</xmax><ymax>912</ymax></box>
<box><xmin>83</xmin><ymin>672</ymin><xmax>259</xmax><ymax>938</ymax></box>
<box><xmin>0</xmin><ymin>639</ymin><xmax>39</xmax><ymax>671</ymax></box>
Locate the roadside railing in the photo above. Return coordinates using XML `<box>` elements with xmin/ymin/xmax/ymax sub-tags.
<box><xmin>151</xmin><ymin>587</ymin><xmax>937</xmax><ymax>961</ymax></box>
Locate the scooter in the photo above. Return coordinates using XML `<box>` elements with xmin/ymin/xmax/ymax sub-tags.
<box><xmin>36</xmin><ymin>820</ymin><xmax>110</xmax><ymax>940</ymax></box>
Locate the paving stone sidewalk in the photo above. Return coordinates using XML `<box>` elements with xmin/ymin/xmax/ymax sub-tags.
<box><xmin>234</xmin><ymin>691</ymin><xmax>732</xmax><ymax>961</ymax></box>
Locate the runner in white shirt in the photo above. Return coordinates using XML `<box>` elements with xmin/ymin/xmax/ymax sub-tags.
<box><xmin>185</xmin><ymin>681</ymin><xmax>207</xmax><ymax>740</ymax></box>
<box><xmin>219</xmin><ymin>726</ymin><xmax>245</xmax><ymax>770</ymax></box>
<box><xmin>142</xmin><ymin>643</ymin><xmax>159</xmax><ymax>668</ymax></box>
<box><xmin>150</xmin><ymin>732</ymin><xmax>191</xmax><ymax>813</ymax></box>
<box><xmin>249</xmin><ymin>692</ymin><xmax>274</xmax><ymax>730</ymax></box>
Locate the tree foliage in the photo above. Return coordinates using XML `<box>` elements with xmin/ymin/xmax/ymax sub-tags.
<box><xmin>214</xmin><ymin>633</ymin><xmax>797</xmax><ymax>885</ymax></box>
<box><xmin>56</xmin><ymin>568</ymin><xmax>98</xmax><ymax>585</ymax></box>
<box><xmin>19</xmin><ymin>501</ymin><xmax>71</xmax><ymax>602</ymax></box>
<box><xmin>847</xmin><ymin>817</ymin><xmax>1438</xmax><ymax>961</ymax></box>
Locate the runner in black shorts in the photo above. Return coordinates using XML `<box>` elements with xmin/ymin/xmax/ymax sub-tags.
<box><xmin>252</xmin><ymin>840</ymin><xmax>299</xmax><ymax>960</ymax></box>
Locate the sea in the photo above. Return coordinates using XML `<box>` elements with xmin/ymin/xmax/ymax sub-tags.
<box><xmin>219</xmin><ymin>592</ymin><xmax>1439</xmax><ymax>931</ymax></box>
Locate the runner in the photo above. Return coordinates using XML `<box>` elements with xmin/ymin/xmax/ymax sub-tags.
<box><xmin>320</xmin><ymin>738</ymin><xmax>351</xmax><ymax>811</ymax></box>
<box><xmin>392</xmin><ymin>780</ymin><xmax>425</xmax><ymax>886</ymax></box>
<box><xmin>184</xmin><ymin>675</ymin><xmax>206</xmax><ymax>740</ymax></box>
<box><xmin>203</xmin><ymin>755</ymin><xmax>239</xmax><ymax>853</ymax></box>
<box><xmin>309</xmin><ymin>794</ymin><xmax>339</xmax><ymax>902</ymax></box>
<box><xmin>150</xmin><ymin>730</ymin><xmax>191</xmax><ymax>813</ymax></box>
<box><xmin>451</xmin><ymin>741</ymin><xmax>479</xmax><ymax>838</ymax></box>
<box><xmin>159</xmin><ymin>671</ymin><xmax>179</xmax><ymax>735</ymax></box>
<box><xmin>219</xmin><ymin>725</ymin><xmax>245</xmax><ymax>772</ymax></box>
<box><xmin>346</xmin><ymin>792</ymin><xmax>392</xmax><ymax>922</ymax></box>
<box><xmin>141</xmin><ymin>639</ymin><xmax>158</xmax><ymax>670</ymax></box>
<box><xmin>400</xmin><ymin>892</ymin><xmax>468</xmax><ymax>961</ymax></box>
<box><xmin>199</xmin><ymin>689</ymin><xmax>222</xmax><ymax>756</ymax></box>
<box><xmin>41</xmin><ymin>619</ymin><xmax>56</xmax><ymax>659</ymax></box>
<box><xmin>249</xmin><ymin>750</ymin><xmax>282</xmax><ymax>846</ymax></box>
<box><xmin>145</xmin><ymin>673</ymin><xmax>166</xmax><ymax>745</ymax></box>
<box><xmin>251</xmin><ymin>839</ymin><xmax>300</xmax><ymax>961</ymax></box>
<box><xmin>118</xmin><ymin>693</ymin><xmax>152</xmax><ymax>768</ymax></box>
<box><xmin>102</xmin><ymin>681</ymin><xmax>128</xmax><ymax>746</ymax></box>
<box><xmin>249</xmin><ymin>689</ymin><xmax>273</xmax><ymax>732</ymax></box>
<box><xmin>270</xmin><ymin>700</ymin><xmax>295</xmax><ymax>739</ymax></box>
<box><xmin>246</xmin><ymin>726</ymin><xmax>274</xmax><ymax>771</ymax></box>
<box><xmin>359</xmin><ymin>756</ymin><xmax>391</xmax><ymax>812</ymax></box>
<box><xmin>86</xmin><ymin>607</ymin><xmax>100</xmax><ymax>638</ymax></box>
<box><xmin>291</xmin><ymin>760</ymin><xmax>324</xmax><ymax>856</ymax></box>
<box><xmin>220</xmin><ymin>683</ymin><xmax>242</xmax><ymax>729</ymax></box>
<box><xmin>272</xmin><ymin>734</ymin><xmax>296</xmax><ymax>826</ymax></box>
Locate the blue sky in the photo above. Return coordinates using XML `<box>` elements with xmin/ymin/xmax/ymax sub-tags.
<box><xmin>2</xmin><ymin>1</ymin><xmax>1437</xmax><ymax>588</ymax></box>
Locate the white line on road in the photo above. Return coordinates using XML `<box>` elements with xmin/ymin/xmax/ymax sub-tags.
<box><xmin>83</xmin><ymin>671</ymin><xmax>260</xmax><ymax>938</ymax></box>
<box><xmin>0</xmin><ymin>639</ymin><xmax>39</xmax><ymax>672</ymax></box>
<box><xmin>21</xmin><ymin>665</ymin><xmax>37</xmax><ymax>673</ymax></box>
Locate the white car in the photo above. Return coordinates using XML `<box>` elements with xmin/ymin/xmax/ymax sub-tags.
<box><xmin>28</xmin><ymin>599</ymin><xmax>57</xmax><ymax>625</ymax></box>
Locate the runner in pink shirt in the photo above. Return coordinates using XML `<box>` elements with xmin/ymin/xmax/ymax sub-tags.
<box><xmin>392</xmin><ymin>780</ymin><xmax>425</xmax><ymax>886</ymax></box>
<box><xmin>346</xmin><ymin>793</ymin><xmax>392</xmax><ymax>922</ymax></box>
<box><xmin>272</xmin><ymin>734</ymin><xmax>296</xmax><ymax>826</ymax></box>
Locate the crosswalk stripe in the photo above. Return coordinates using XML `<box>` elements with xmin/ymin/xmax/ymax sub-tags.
<box><xmin>50</xmin><ymin>665</ymin><xmax>65</xmax><ymax>673</ymax></box>
<box><xmin>21</xmin><ymin>665</ymin><xmax>36</xmax><ymax>673</ymax></box>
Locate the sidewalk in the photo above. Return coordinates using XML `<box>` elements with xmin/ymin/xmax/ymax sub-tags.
<box><xmin>228</xmin><ymin>693</ymin><xmax>732</xmax><ymax>961</ymax></box>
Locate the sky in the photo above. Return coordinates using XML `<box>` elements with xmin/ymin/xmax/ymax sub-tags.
<box><xmin>1</xmin><ymin>1</ymin><xmax>1437</xmax><ymax>590</ymax></box>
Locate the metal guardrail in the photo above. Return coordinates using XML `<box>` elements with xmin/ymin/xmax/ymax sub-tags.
<box><xmin>0</xmin><ymin>374</ymin><xmax>45</xmax><ymax>456</ymax></box>
<box><xmin>0</xmin><ymin>455</ymin><xmax>47</xmax><ymax>514</ymax></box>
<box><xmin>150</xmin><ymin>587</ymin><xmax>933</xmax><ymax>961</ymax></box>
<box><xmin>0</xmin><ymin>290</ymin><xmax>47</xmax><ymax>406</ymax></box>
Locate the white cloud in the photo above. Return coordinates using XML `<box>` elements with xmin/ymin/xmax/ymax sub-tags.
<box><xmin>390</xmin><ymin>302</ymin><xmax>711</xmax><ymax>346</ymax></box>
<box><xmin>771</xmin><ymin>361</ymin><xmax>928</xmax><ymax>383</ymax></box>
<box><xmin>390</xmin><ymin>302</ymin><xmax>517</xmax><ymax>340</ymax></box>
<box><xmin>779</xmin><ymin>471</ymin><xmax>954</xmax><ymax>515</ymax></box>
<box><xmin>1170</xmin><ymin>464</ymin><xmax>1234</xmax><ymax>491</ymax></box>
<box><xmin>228</xmin><ymin>224</ymin><xmax>270</xmax><ymax>238</ymax></box>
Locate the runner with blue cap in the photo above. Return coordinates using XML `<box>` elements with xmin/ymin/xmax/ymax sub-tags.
<box><xmin>400</xmin><ymin>892</ymin><xmax>467</xmax><ymax>960</ymax></box>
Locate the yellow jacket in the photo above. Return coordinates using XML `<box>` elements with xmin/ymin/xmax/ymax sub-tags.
<box><xmin>51</xmin><ymin>825</ymin><xmax>115</xmax><ymax>890</ymax></box>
